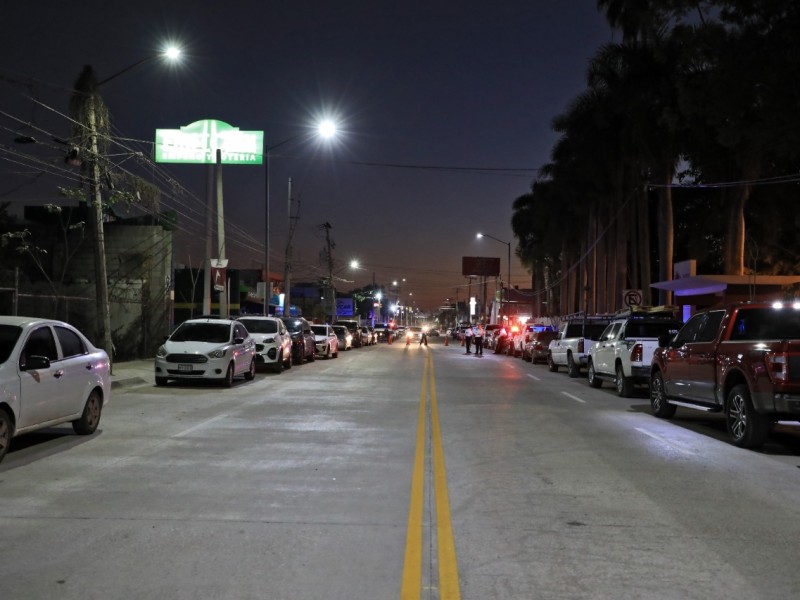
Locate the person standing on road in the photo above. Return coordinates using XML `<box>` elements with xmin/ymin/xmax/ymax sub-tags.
<box><xmin>464</xmin><ymin>325</ymin><xmax>473</xmax><ymax>354</ymax></box>
<box><xmin>474</xmin><ymin>323</ymin><xmax>484</xmax><ymax>356</ymax></box>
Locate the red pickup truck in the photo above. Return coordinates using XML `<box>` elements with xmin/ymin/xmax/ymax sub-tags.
<box><xmin>649</xmin><ymin>302</ymin><xmax>800</xmax><ymax>448</ymax></box>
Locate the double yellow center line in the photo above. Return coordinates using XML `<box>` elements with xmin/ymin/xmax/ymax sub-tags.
<box><xmin>401</xmin><ymin>350</ymin><xmax>461</xmax><ymax>599</ymax></box>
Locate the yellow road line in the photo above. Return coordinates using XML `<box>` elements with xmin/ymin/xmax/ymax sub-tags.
<box><xmin>401</xmin><ymin>351</ymin><xmax>461</xmax><ymax>599</ymax></box>
<box><xmin>400</xmin><ymin>354</ymin><xmax>428</xmax><ymax>600</ymax></box>
<box><xmin>429</xmin><ymin>354</ymin><xmax>461</xmax><ymax>599</ymax></box>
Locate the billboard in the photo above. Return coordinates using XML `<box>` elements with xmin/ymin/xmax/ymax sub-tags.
<box><xmin>462</xmin><ymin>256</ymin><xmax>501</xmax><ymax>277</ymax></box>
<box><xmin>155</xmin><ymin>119</ymin><xmax>264</xmax><ymax>165</ymax></box>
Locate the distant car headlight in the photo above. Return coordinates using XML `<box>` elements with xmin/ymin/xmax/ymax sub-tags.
<box><xmin>208</xmin><ymin>347</ymin><xmax>228</xmax><ymax>359</ymax></box>
<box><xmin>156</xmin><ymin>345</ymin><xmax>167</xmax><ymax>357</ymax></box>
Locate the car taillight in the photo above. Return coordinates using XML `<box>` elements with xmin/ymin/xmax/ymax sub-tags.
<box><xmin>577</xmin><ymin>338</ymin><xmax>584</xmax><ymax>353</ymax></box>
<box><xmin>769</xmin><ymin>353</ymin><xmax>788</xmax><ymax>382</ymax></box>
<box><xmin>630</xmin><ymin>343</ymin><xmax>643</xmax><ymax>363</ymax></box>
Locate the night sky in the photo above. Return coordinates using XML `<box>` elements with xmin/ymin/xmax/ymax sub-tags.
<box><xmin>2</xmin><ymin>1</ymin><xmax>613</xmax><ymax>311</ymax></box>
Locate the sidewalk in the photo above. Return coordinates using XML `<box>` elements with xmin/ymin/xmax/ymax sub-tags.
<box><xmin>110</xmin><ymin>359</ymin><xmax>154</xmax><ymax>390</ymax></box>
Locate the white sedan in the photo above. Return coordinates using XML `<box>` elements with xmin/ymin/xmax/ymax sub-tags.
<box><xmin>155</xmin><ymin>318</ymin><xmax>256</xmax><ymax>387</ymax></box>
<box><xmin>311</xmin><ymin>324</ymin><xmax>340</xmax><ymax>359</ymax></box>
<box><xmin>0</xmin><ymin>316</ymin><xmax>111</xmax><ymax>463</ymax></box>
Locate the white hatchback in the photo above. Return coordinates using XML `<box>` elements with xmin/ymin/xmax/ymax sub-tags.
<box><xmin>0</xmin><ymin>317</ymin><xmax>111</xmax><ymax>463</ymax></box>
<box><xmin>238</xmin><ymin>316</ymin><xmax>292</xmax><ymax>373</ymax></box>
<box><xmin>154</xmin><ymin>318</ymin><xmax>256</xmax><ymax>387</ymax></box>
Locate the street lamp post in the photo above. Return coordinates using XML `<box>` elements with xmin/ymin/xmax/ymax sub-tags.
<box><xmin>477</xmin><ymin>233</ymin><xmax>511</xmax><ymax>326</ymax></box>
<box><xmin>263</xmin><ymin>121</ymin><xmax>337</xmax><ymax>316</ymax></box>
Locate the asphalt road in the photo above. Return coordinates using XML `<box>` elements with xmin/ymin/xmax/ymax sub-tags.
<box><xmin>2</xmin><ymin>338</ymin><xmax>800</xmax><ymax>600</ymax></box>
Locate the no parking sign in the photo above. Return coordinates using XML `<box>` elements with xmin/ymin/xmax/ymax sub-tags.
<box><xmin>622</xmin><ymin>289</ymin><xmax>643</xmax><ymax>307</ymax></box>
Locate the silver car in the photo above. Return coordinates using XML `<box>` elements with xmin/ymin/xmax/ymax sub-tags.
<box><xmin>311</xmin><ymin>324</ymin><xmax>340</xmax><ymax>359</ymax></box>
<box><xmin>155</xmin><ymin>318</ymin><xmax>256</xmax><ymax>387</ymax></box>
<box><xmin>0</xmin><ymin>317</ymin><xmax>111</xmax><ymax>463</ymax></box>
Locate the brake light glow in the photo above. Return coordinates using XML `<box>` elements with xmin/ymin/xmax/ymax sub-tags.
<box><xmin>630</xmin><ymin>343</ymin><xmax>643</xmax><ymax>363</ymax></box>
<box><xmin>577</xmin><ymin>338</ymin><xmax>584</xmax><ymax>353</ymax></box>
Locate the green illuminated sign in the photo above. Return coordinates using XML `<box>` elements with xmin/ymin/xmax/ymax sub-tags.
<box><xmin>155</xmin><ymin>119</ymin><xmax>264</xmax><ymax>165</ymax></box>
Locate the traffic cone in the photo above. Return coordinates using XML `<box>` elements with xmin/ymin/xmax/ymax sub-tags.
<box><xmin>444</xmin><ymin>335</ymin><xmax>449</xmax><ymax>346</ymax></box>
<box><xmin>388</xmin><ymin>332</ymin><xmax>392</xmax><ymax>345</ymax></box>
<box><xmin>406</xmin><ymin>335</ymin><xmax>410</xmax><ymax>346</ymax></box>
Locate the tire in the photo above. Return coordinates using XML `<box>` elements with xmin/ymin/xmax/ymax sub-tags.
<box><xmin>726</xmin><ymin>384</ymin><xmax>770</xmax><ymax>448</ymax></box>
<box><xmin>587</xmin><ymin>360</ymin><xmax>602</xmax><ymax>388</ymax></box>
<box><xmin>615</xmin><ymin>364</ymin><xmax>633</xmax><ymax>397</ymax></box>
<box><xmin>222</xmin><ymin>363</ymin><xmax>235</xmax><ymax>387</ymax></box>
<box><xmin>567</xmin><ymin>353</ymin><xmax>579</xmax><ymax>378</ymax></box>
<box><xmin>272</xmin><ymin>358</ymin><xmax>284</xmax><ymax>374</ymax></box>
<box><xmin>307</xmin><ymin>346</ymin><xmax>316</xmax><ymax>362</ymax></box>
<box><xmin>325</xmin><ymin>344</ymin><xmax>331</xmax><ymax>359</ymax></box>
<box><xmin>72</xmin><ymin>390</ymin><xmax>102</xmax><ymax>434</ymax></box>
<box><xmin>547</xmin><ymin>353</ymin><xmax>558</xmax><ymax>372</ymax></box>
<box><xmin>333</xmin><ymin>347</ymin><xmax>339</xmax><ymax>358</ymax></box>
<box><xmin>244</xmin><ymin>358</ymin><xmax>256</xmax><ymax>381</ymax></box>
<box><xmin>0</xmin><ymin>410</ymin><xmax>11</xmax><ymax>463</ymax></box>
<box><xmin>155</xmin><ymin>376</ymin><xmax>168</xmax><ymax>386</ymax></box>
<box><xmin>650</xmin><ymin>371</ymin><xmax>676</xmax><ymax>418</ymax></box>
<box><xmin>284</xmin><ymin>350</ymin><xmax>292</xmax><ymax>370</ymax></box>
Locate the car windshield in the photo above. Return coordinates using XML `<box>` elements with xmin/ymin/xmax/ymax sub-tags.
<box><xmin>0</xmin><ymin>325</ymin><xmax>22</xmax><ymax>364</ymax></box>
<box><xmin>282</xmin><ymin>320</ymin><xmax>304</xmax><ymax>333</ymax></box>
<box><xmin>170</xmin><ymin>322</ymin><xmax>231</xmax><ymax>343</ymax></box>
<box><xmin>333</xmin><ymin>326</ymin><xmax>348</xmax><ymax>336</ymax></box>
<box><xmin>311</xmin><ymin>325</ymin><xmax>328</xmax><ymax>335</ymax></box>
<box><xmin>239</xmin><ymin>319</ymin><xmax>277</xmax><ymax>334</ymax></box>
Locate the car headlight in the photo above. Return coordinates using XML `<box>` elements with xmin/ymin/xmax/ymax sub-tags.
<box><xmin>156</xmin><ymin>345</ymin><xmax>167</xmax><ymax>357</ymax></box>
<box><xmin>208</xmin><ymin>347</ymin><xmax>228</xmax><ymax>359</ymax></box>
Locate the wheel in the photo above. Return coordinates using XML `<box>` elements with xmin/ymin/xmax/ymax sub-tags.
<box><xmin>587</xmin><ymin>360</ymin><xmax>602</xmax><ymax>388</ymax></box>
<box><xmin>547</xmin><ymin>353</ymin><xmax>558</xmax><ymax>372</ymax></box>
<box><xmin>325</xmin><ymin>344</ymin><xmax>331</xmax><ymax>359</ymax></box>
<box><xmin>307</xmin><ymin>346</ymin><xmax>316</xmax><ymax>362</ymax></box>
<box><xmin>72</xmin><ymin>390</ymin><xmax>102</xmax><ymax>434</ymax></box>
<box><xmin>295</xmin><ymin>347</ymin><xmax>305</xmax><ymax>365</ymax></box>
<box><xmin>272</xmin><ymin>357</ymin><xmax>284</xmax><ymax>374</ymax></box>
<box><xmin>283</xmin><ymin>350</ymin><xmax>292</xmax><ymax>370</ymax></box>
<box><xmin>567</xmin><ymin>353</ymin><xmax>580</xmax><ymax>378</ymax></box>
<box><xmin>615</xmin><ymin>364</ymin><xmax>633</xmax><ymax>397</ymax></box>
<box><xmin>155</xmin><ymin>376</ymin><xmax>168</xmax><ymax>386</ymax></box>
<box><xmin>222</xmin><ymin>363</ymin><xmax>235</xmax><ymax>387</ymax></box>
<box><xmin>650</xmin><ymin>371</ymin><xmax>676</xmax><ymax>418</ymax></box>
<box><xmin>0</xmin><ymin>410</ymin><xmax>11</xmax><ymax>463</ymax></box>
<box><xmin>726</xmin><ymin>384</ymin><xmax>770</xmax><ymax>448</ymax></box>
<box><xmin>333</xmin><ymin>347</ymin><xmax>339</xmax><ymax>358</ymax></box>
<box><xmin>244</xmin><ymin>358</ymin><xmax>256</xmax><ymax>381</ymax></box>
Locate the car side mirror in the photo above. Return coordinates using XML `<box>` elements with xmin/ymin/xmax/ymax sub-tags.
<box><xmin>22</xmin><ymin>354</ymin><xmax>51</xmax><ymax>371</ymax></box>
<box><xmin>233</xmin><ymin>337</ymin><xmax>245</xmax><ymax>344</ymax></box>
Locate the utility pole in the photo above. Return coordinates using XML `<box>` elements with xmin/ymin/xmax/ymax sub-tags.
<box><xmin>320</xmin><ymin>222</ymin><xmax>336</xmax><ymax>323</ymax></box>
<box><xmin>282</xmin><ymin>178</ymin><xmax>295</xmax><ymax>317</ymax></box>
<box><xmin>71</xmin><ymin>66</ymin><xmax>113</xmax><ymax>364</ymax></box>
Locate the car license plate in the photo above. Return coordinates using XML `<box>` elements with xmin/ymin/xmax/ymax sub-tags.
<box><xmin>178</xmin><ymin>364</ymin><xmax>193</xmax><ymax>372</ymax></box>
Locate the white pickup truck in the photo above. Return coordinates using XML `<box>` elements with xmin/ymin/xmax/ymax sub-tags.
<box><xmin>547</xmin><ymin>316</ymin><xmax>613</xmax><ymax>377</ymax></box>
<box><xmin>586</xmin><ymin>310</ymin><xmax>682</xmax><ymax>396</ymax></box>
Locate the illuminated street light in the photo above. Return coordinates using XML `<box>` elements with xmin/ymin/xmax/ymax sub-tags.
<box><xmin>477</xmin><ymin>232</ymin><xmax>511</xmax><ymax>325</ymax></box>
<box><xmin>264</xmin><ymin>120</ymin><xmax>338</xmax><ymax>316</ymax></box>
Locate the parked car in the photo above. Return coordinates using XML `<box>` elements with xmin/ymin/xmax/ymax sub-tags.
<box><xmin>237</xmin><ymin>315</ymin><xmax>292</xmax><ymax>373</ymax></box>
<box><xmin>510</xmin><ymin>324</ymin><xmax>555</xmax><ymax>357</ymax></box>
<box><xmin>0</xmin><ymin>317</ymin><xmax>111</xmax><ymax>463</ymax></box>
<box><xmin>523</xmin><ymin>329</ymin><xmax>558</xmax><ymax>363</ymax></box>
<box><xmin>359</xmin><ymin>326</ymin><xmax>373</xmax><ymax>346</ymax></box>
<box><xmin>281</xmin><ymin>317</ymin><xmax>316</xmax><ymax>363</ymax></box>
<box><xmin>311</xmin><ymin>324</ymin><xmax>340</xmax><ymax>359</ymax></box>
<box><xmin>373</xmin><ymin>323</ymin><xmax>392</xmax><ymax>343</ymax></box>
<box><xmin>547</xmin><ymin>315</ymin><xmax>613</xmax><ymax>377</ymax></box>
<box><xmin>333</xmin><ymin>325</ymin><xmax>353</xmax><ymax>350</ymax></box>
<box><xmin>155</xmin><ymin>317</ymin><xmax>256</xmax><ymax>386</ymax></box>
<box><xmin>336</xmin><ymin>320</ymin><xmax>363</xmax><ymax>348</ymax></box>
<box><xmin>649</xmin><ymin>302</ymin><xmax>800</xmax><ymax>448</ymax></box>
<box><xmin>586</xmin><ymin>308</ymin><xmax>682</xmax><ymax>396</ymax></box>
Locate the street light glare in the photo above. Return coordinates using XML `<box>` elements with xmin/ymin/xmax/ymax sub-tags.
<box><xmin>476</xmin><ymin>233</ymin><xmax>484</xmax><ymax>239</ymax></box>
<box><xmin>350</xmin><ymin>259</ymin><xmax>360</xmax><ymax>269</ymax></box>
<box><xmin>164</xmin><ymin>46</ymin><xmax>182</xmax><ymax>61</ymax></box>
<box><xmin>319</xmin><ymin>120</ymin><xmax>337</xmax><ymax>138</ymax></box>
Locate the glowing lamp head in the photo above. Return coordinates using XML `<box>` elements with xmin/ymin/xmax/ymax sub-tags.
<box><xmin>319</xmin><ymin>120</ymin><xmax>337</xmax><ymax>138</ymax></box>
